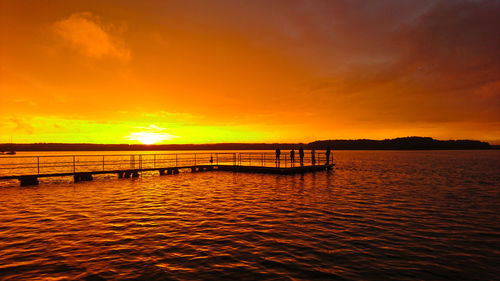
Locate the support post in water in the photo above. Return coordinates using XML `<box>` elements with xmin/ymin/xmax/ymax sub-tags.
<box><xmin>19</xmin><ymin>176</ymin><xmax>39</xmax><ymax>186</ymax></box>
<box><xmin>74</xmin><ymin>173</ymin><xmax>93</xmax><ymax>183</ymax></box>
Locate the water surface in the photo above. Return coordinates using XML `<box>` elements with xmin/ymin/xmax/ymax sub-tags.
<box><xmin>0</xmin><ymin>150</ymin><xmax>499</xmax><ymax>280</ymax></box>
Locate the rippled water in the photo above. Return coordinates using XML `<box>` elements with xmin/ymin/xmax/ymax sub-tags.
<box><xmin>1</xmin><ymin>150</ymin><xmax>499</xmax><ymax>280</ymax></box>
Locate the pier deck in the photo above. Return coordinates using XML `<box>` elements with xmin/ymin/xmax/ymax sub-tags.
<box><xmin>0</xmin><ymin>152</ymin><xmax>334</xmax><ymax>186</ymax></box>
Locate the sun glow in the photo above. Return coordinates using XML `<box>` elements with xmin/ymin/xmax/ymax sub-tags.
<box><xmin>124</xmin><ymin>125</ymin><xmax>177</xmax><ymax>144</ymax></box>
<box><xmin>125</xmin><ymin>132</ymin><xmax>176</xmax><ymax>144</ymax></box>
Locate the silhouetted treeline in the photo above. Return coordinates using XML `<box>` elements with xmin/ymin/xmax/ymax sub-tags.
<box><xmin>309</xmin><ymin>137</ymin><xmax>492</xmax><ymax>150</ymax></box>
<box><xmin>0</xmin><ymin>137</ymin><xmax>492</xmax><ymax>151</ymax></box>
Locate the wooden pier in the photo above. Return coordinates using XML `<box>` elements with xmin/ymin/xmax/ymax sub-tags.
<box><xmin>0</xmin><ymin>152</ymin><xmax>333</xmax><ymax>186</ymax></box>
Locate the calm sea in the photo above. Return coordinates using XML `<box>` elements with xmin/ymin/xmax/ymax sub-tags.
<box><xmin>0</xmin><ymin>150</ymin><xmax>499</xmax><ymax>280</ymax></box>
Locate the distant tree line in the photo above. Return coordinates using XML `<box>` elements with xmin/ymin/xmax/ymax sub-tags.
<box><xmin>0</xmin><ymin>137</ymin><xmax>492</xmax><ymax>151</ymax></box>
<box><xmin>308</xmin><ymin>137</ymin><xmax>492</xmax><ymax>150</ymax></box>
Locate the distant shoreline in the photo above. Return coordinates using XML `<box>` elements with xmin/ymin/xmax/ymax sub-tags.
<box><xmin>0</xmin><ymin>137</ymin><xmax>493</xmax><ymax>151</ymax></box>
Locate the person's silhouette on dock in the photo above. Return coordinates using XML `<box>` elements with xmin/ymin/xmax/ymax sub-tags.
<box><xmin>290</xmin><ymin>149</ymin><xmax>295</xmax><ymax>167</ymax></box>
<box><xmin>275</xmin><ymin>147</ymin><xmax>281</xmax><ymax>167</ymax></box>
<box><xmin>299</xmin><ymin>147</ymin><xmax>304</xmax><ymax>166</ymax></box>
<box><xmin>325</xmin><ymin>147</ymin><xmax>331</xmax><ymax>165</ymax></box>
<box><xmin>311</xmin><ymin>149</ymin><xmax>316</xmax><ymax>166</ymax></box>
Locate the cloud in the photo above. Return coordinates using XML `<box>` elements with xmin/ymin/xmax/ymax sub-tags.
<box><xmin>298</xmin><ymin>0</ymin><xmax>500</xmax><ymax>124</ymax></box>
<box><xmin>53</xmin><ymin>12</ymin><xmax>130</xmax><ymax>62</ymax></box>
<box><xmin>6</xmin><ymin>117</ymin><xmax>35</xmax><ymax>135</ymax></box>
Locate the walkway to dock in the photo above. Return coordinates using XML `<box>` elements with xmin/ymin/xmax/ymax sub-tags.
<box><xmin>0</xmin><ymin>152</ymin><xmax>334</xmax><ymax>186</ymax></box>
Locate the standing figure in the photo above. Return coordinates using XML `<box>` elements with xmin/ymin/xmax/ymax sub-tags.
<box><xmin>275</xmin><ymin>147</ymin><xmax>281</xmax><ymax>167</ymax></box>
<box><xmin>290</xmin><ymin>149</ymin><xmax>295</xmax><ymax>167</ymax></box>
<box><xmin>325</xmin><ymin>147</ymin><xmax>331</xmax><ymax>165</ymax></box>
<box><xmin>299</xmin><ymin>147</ymin><xmax>304</xmax><ymax>166</ymax></box>
<box><xmin>311</xmin><ymin>149</ymin><xmax>316</xmax><ymax>166</ymax></box>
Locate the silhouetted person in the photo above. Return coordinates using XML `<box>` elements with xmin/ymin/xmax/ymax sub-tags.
<box><xmin>299</xmin><ymin>147</ymin><xmax>304</xmax><ymax>166</ymax></box>
<box><xmin>311</xmin><ymin>149</ymin><xmax>316</xmax><ymax>166</ymax></box>
<box><xmin>290</xmin><ymin>149</ymin><xmax>295</xmax><ymax>167</ymax></box>
<box><xmin>275</xmin><ymin>147</ymin><xmax>281</xmax><ymax>167</ymax></box>
<box><xmin>325</xmin><ymin>147</ymin><xmax>331</xmax><ymax>165</ymax></box>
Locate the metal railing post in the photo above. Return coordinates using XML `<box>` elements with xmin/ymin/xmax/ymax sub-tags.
<box><xmin>37</xmin><ymin>156</ymin><xmax>40</xmax><ymax>175</ymax></box>
<box><xmin>154</xmin><ymin>154</ymin><xmax>156</xmax><ymax>168</ymax></box>
<box><xmin>73</xmin><ymin>155</ymin><xmax>76</xmax><ymax>173</ymax></box>
<box><xmin>194</xmin><ymin>154</ymin><xmax>196</xmax><ymax>166</ymax></box>
<box><xmin>233</xmin><ymin>153</ymin><xmax>236</xmax><ymax>166</ymax></box>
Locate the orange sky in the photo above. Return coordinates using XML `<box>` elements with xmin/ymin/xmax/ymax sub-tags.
<box><xmin>1</xmin><ymin>0</ymin><xmax>499</xmax><ymax>144</ymax></box>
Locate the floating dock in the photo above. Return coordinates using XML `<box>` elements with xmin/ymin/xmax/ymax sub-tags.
<box><xmin>218</xmin><ymin>164</ymin><xmax>332</xmax><ymax>174</ymax></box>
<box><xmin>0</xmin><ymin>152</ymin><xmax>334</xmax><ymax>186</ymax></box>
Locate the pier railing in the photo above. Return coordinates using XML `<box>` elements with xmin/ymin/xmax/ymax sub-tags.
<box><xmin>0</xmin><ymin>151</ymin><xmax>333</xmax><ymax>177</ymax></box>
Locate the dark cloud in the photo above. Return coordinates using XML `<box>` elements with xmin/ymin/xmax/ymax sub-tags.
<box><xmin>301</xmin><ymin>0</ymin><xmax>500</xmax><ymax>123</ymax></box>
<box><xmin>398</xmin><ymin>0</ymin><xmax>500</xmax><ymax>88</ymax></box>
<box><xmin>157</xmin><ymin>0</ymin><xmax>500</xmax><ymax>127</ymax></box>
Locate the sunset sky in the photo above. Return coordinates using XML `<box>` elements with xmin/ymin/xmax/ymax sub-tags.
<box><xmin>1</xmin><ymin>0</ymin><xmax>499</xmax><ymax>144</ymax></box>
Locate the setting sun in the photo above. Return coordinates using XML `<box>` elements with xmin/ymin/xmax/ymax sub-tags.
<box><xmin>125</xmin><ymin>132</ymin><xmax>176</xmax><ymax>144</ymax></box>
<box><xmin>123</xmin><ymin>124</ymin><xmax>178</xmax><ymax>144</ymax></box>
<box><xmin>124</xmin><ymin>124</ymin><xmax>178</xmax><ymax>144</ymax></box>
